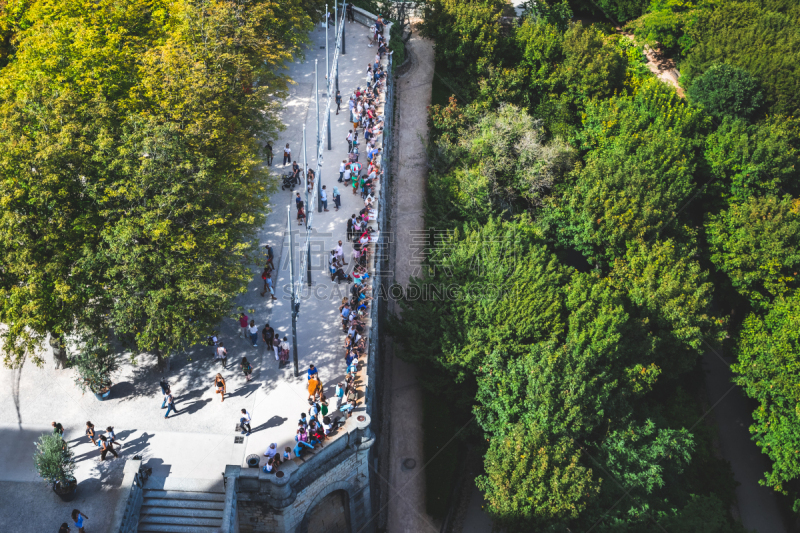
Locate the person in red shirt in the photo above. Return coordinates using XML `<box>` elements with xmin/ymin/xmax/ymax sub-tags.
<box><xmin>238</xmin><ymin>312</ymin><xmax>248</xmax><ymax>338</ymax></box>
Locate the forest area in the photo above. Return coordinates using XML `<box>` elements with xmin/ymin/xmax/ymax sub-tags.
<box><xmin>389</xmin><ymin>0</ymin><xmax>800</xmax><ymax>531</ymax></box>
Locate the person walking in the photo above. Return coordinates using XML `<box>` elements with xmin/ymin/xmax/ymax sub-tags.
<box><xmin>159</xmin><ymin>378</ymin><xmax>169</xmax><ymax>396</ymax></box>
<box><xmin>164</xmin><ymin>390</ymin><xmax>178</xmax><ymax>418</ymax></box>
<box><xmin>71</xmin><ymin>510</ymin><xmax>88</xmax><ymax>533</ymax></box>
<box><xmin>240</xmin><ymin>409</ymin><xmax>252</xmax><ymax>436</ymax></box>
<box><xmin>106</xmin><ymin>426</ymin><xmax>120</xmax><ymax>449</ymax></box>
<box><xmin>265</xmin><ymin>243</ymin><xmax>275</xmax><ymax>270</ymax></box>
<box><xmin>248</xmin><ymin>320</ymin><xmax>259</xmax><ymax>347</ymax></box>
<box><xmin>297</xmin><ymin>201</ymin><xmax>306</xmax><ymax>226</ymax></box>
<box><xmin>273</xmin><ymin>334</ymin><xmax>281</xmax><ymax>364</ymax></box>
<box><xmin>333</xmin><ymin>186</ymin><xmax>341</xmax><ymax>211</ymax></box>
<box><xmin>321</xmin><ymin>186</ymin><xmax>329</xmax><ymax>211</ymax></box>
<box><xmin>214</xmin><ymin>373</ymin><xmax>226</xmax><ymax>402</ymax></box>
<box><xmin>262</xmin><ymin>323</ymin><xmax>275</xmax><ymax>350</ymax></box>
<box><xmin>238</xmin><ymin>312</ymin><xmax>248</xmax><ymax>338</ymax></box>
<box><xmin>52</xmin><ymin>421</ymin><xmax>64</xmax><ymax>437</ymax></box>
<box><xmin>335</xmin><ymin>91</ymin><xmax>342</xmax><ymax>115</ymax></box>
<box><xmin>265</xmin><ymin>141</ymin><xmax>274</xmax><ymax>166</ymax></box>
<box><xmin>241</xmin><ymin>356</ymin><xmax>253</xmax><ymax>382</ymax></box>
<box><xmin>261</xmin><ymin>266</ymin><xmax>277</xmax><ymax>300</ymax></box>
<box><xmin>161</xmin><ymin>384</ymin><xmax>172</xmax><ymax>409</ymax></box>
<box><xmin>85</xmin><ymin>422</ymin><xmax>96</xmax><ymax>446</ymax></box>
<box><xmin>283</xmin><ymin>143</ymin><xmax>291</xmax><ymax>166</ymax></box>
<box><xmin>216</xmin><ymin>341</ymin><xmax>228</xmax><ymax>368</ymax></box>
<box><xmin>99</xmin><ymin>436</ymin><xmax>118</xmax><ymax>460</ymax></box>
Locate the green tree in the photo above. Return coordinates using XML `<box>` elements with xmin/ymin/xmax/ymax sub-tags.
<box><xmin>706</xmin><ymin>195</ymin><xmax>800</xmax><ymax>309</ymax></box>
<box><xmin>681</xmin><ymin>1</ymin><xmax>800</xmax><ymax>116</ymax></box>
<box><xmin>687</xmin><ymin>63</ymin><xmax>764</xmax><ymax>121</ymax></box>
<box><xmin>733</xmin><ymin>289</ymin><xmax>800</xmax><ymax>510</ymax></box>
<box><xmin>704</xmin><ymin>115</ymin><xmax>800</xmax><ymax>203</ymax></box>
<box><xmin>545</xmin><ymin>79</ymin><xmax>706</xmax><ymax>263</ymax></box>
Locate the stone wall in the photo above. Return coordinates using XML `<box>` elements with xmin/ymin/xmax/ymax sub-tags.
<box><xmin>231</xmin><ymin>420</ymin><xmax>375</xmax><ymax>533</ymax></box>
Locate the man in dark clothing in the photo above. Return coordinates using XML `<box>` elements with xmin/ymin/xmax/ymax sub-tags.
<box><xmin>52</xmin><ymin>421</ymin><xmax>64</xmax><ymax>436</ymax></box>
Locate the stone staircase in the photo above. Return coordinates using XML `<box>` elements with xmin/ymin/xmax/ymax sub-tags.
<box><xmin>136</xmin><ymin>488</ymin><xmax>226</xmax><ymax>532</ymax></box>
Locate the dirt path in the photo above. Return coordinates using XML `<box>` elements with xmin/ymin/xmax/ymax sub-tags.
<box><xmin>383</xmin><ymin>31</ymin><xmax>439</xmax><ymax>533</ymax></box>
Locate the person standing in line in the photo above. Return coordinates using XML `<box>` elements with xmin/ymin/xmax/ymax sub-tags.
<box><xmin>71</xmin><ymin>510</ymin><xmax>88</xmax><ymax>533</ymax></box>
<box><xmin>214</xmin><ymin>373</ymin><xmax>226</xmax><ymax>403</ymax></box>
<box><xmin>265</xmin><ymin>141</ymin><xmax>274</xmax><ymax>166</ymax></box>
<box><xmin>307</xmin><ymin>375</ymin><xmax>322</xmax><ymax>404</ymax></box>
<box><xmin>307</xmin><ymin>364</ymin><xmax>318</xmax><ymax>381</ymax></box>
<box><xmin>238</xmin><ymin>312</ymin><xmax>248</xmax><ymax>338</ymax></box>
<box><xmin>280</xmin><ymin>336</ymin><xmax>290</xmax><ymax>367</ymax></box>
<box><xmin>321</xmin><ymin>186</ymin><xmax>329</xmax><ymax>212</ymax></box>
<box><xmin>240</xmin><ymin>409</ymin><xmax>252</xmax><ymax>436</ymax></box>
<box><xmin>85</xmin><ymin>422</ymin><xmax>97</xmax><ymax>446</ymax></box>
<box><xmin>339</xmin><ymin>159</ymin><xmax>346</xmax><ymax>182</ymax></box>
<box><xmin>52</xmin><ymin>421</ymin><xmax>64</xmax><ymax>437</ymax></box>
<box><xmin>335</xmin><ymin>91</ymin><xmax>342</xmax><ymax>115</ymax></box>
<box><xmin>273</xmin><ymin>334</ymin><xmax>281</xmax><ymax>363</ymax></box>
<box><xmin>335</xmin><ymin>240</ymin><xmax>348</xmax><ymax>265</ymax></box>
<box><xmin>346</xmin><ymin>130</ymin><xmax>353</xmax><ymax>152</ymax></box>
<box><xmin>295</xmin><ymin>191</ymin><xmax>302</xmax><ymax>209</ymax></box>
<box><xmin>333</xmin><ymin>186</ymin><xmax>341</xmax><ymax>211</ymax></box>
<box><xmin>99</xmin><ymin>436</ymin><xmax>118</xmax><ymax>460</ymax></box>
<box><xmin>282</xmin><ymin>143</ymin><xmax>291</xmax><ymax>166</ymax></box>
<box><xmin>164</xmin><ymin>390</ymin><xmax>179</xmax><ymax>418</ymax></box>
<box><xmin>241</xmin><ymin>357</ymin><xmax>253</xmax><ymax>382</ymax></box>
<box><xmin>335</xmin><ymin>382</ymin><xmax>345</xmax><ymax>408</ymax></box>
<box><xmin>262</xmin><ymin>323</ymin><xmax>275</xmax><ymax>349</ymax></box>
<box><xmin>297</xmin><ymin>201</ymin><xmax>306</xmax><ymax>226</ymax></box>
<box><xmin>216</xmin><ymin>341</ymin><xmax>228</xmax><ymax>368</ymax></box>
<box><xmin>249</xmin><ymin>320</ymin><xmax>259</xmax><ymax>347</ymax></box>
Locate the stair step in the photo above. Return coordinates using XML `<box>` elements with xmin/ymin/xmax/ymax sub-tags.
<box><xmin>139</xmin><ymin>506</ymin><xmax>223</xmax><ymax>519</ymax></box>
<box><xmin>137</xmin><ymin>524</ymin><xmax>220</xmax><ymax>533</ymax></box>
<box><xmin>140</xmin><ymin>498</ymin><xmax>225</xmax><ymax>510</ymax></box>
<box><xmin>139</xmin><ymin>514</ymin><xmax>223</xmax><ymax>527</ymax></box>
<box><xmin>143</xmin><ymin>489</ymin><xmax>225</xmax><ymax>502</ymax></box>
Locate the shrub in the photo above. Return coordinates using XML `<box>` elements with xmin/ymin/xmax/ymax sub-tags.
<box><xmin>33</xmin><ymin>433</ymin><xmax>75</xmax><ymax>486</ymax></box>
<box><xmin>72</xmin><ymin>338</ymin><xmax>118</xmax><ymax>394</ymax></box>
<box><xmin>687</xmin><ymin>63</ymin><xmax>763</xmax><ymax>120</ymax></box>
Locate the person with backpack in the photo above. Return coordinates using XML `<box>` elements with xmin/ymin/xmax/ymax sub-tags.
<box><xmin>99</xmin><ymin>435</ymin><xmax>118</xmax><ymax>460</ymax></box>
<box><xmin>164</xmin><ymin>390</ymin><xmax>179</xmax><ymax>417</ymax></box>
<box><xmin>261</xmin><ymin>266</ymin><xmax>276</xmax><ymax>299</ymax></box>
<box><xmin>265</xmin><ymin>141</ymin><xmax>273</xmax><ymax>165</ymax></box>
<box><xmin>282</xmin><ymin>143</ymin><xmax>291</xmax><ymax>166</ymax></box>
<box><xmin>215</xmin><ymin>342</ymin><xmax>228</xmax><ymax>368</ymax></box>
<box><xmin>241</xmin><ymin>357</ymin><xmax>253</xmax><ymax>382</ymax></box>
<box><xmin>264</xmin><ymin>244</ymin><xmax>275</xmax><ymax>269</ymax></box>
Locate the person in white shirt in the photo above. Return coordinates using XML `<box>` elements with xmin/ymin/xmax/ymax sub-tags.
<box><xmin>343</xmin><ymin>166</ymin><xmax>351</xmax><ymax>183</ymax></box>
<box><xmin>240</xmin><ymin>409</ymin><xmax>252</xmax><ymax>435</ymax></box>
<box><xmin>335</xmin><ymin>240</ymin><xmax>346</xmax><ymax>264</ymax></box>
<box><xmin>339</xmin><ymin>160</ymin><xmax>347</xmax><ymax>182</ymax></box>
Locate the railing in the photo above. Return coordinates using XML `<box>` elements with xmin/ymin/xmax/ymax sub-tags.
<box><xmin>221</xmin><ymin>469</ymin><xmax>238</xmax><ymax>533</ymax></box>
<box><xmin>110</xmin><ymin>458</ymin><xmax>149</xmax><ymax>533</ymax></box>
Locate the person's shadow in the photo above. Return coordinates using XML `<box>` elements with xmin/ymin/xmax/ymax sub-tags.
<box><xmin>226</xmin><ymin>382</ymin><xmax>259</xmax><ymax>399</ymax></box>
<box><xmin>250</xmin><ymin>415</ymin><xmax>288</xmax><ymax>434</ymax></box>
<box><xmin>178</xmin><ymin>398</ymin><xmax>212</xmax><ymax>416</ymax></box>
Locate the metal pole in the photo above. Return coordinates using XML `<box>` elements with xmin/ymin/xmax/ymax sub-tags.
<box><xmin>325</xmin><ymin>4</ymin><xmax>329</xmax><ymax>93</ymax></box>
<box><xmin>335</xmin><ymin>2</ymin><xmax>339</xmax><ymax>94</ymax></box>
<box><xmin>315</xmin><ymin>59</ymin><xmax>322</xmax><ymax>213</ymax></box>
<box><xmin>303</xmin><ymin>126</ymin><xmax>308</xmax><ymax>216</ymax></box>
<box><xmin>327</xmin><ymin>107</ymin><xmax>332</xmax><ymax>151</ymax></box>
<box><xmin>306</xmin><ymin>239</ymin><xmax>312</xmax><ymax>287</ymax></box>
<box><xmin>288</xmin><ymin>206</ymin><xmax>299</xmax><ymax>377</ymax></box>
<box><xmin>342</xmin><ymin>2</ymin><xmax>346</xmax><ymax>55</ymax></box>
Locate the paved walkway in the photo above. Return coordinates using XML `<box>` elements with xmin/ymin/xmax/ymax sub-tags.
<box><xmin>0</xmin><ymin>20</ymin><xmax>378</xmax><ymax>532</ymax></box>
<box><xmin>385</xmin><ymin>30</ymin><xmax>440</xmax><ymax>533</ymax></box>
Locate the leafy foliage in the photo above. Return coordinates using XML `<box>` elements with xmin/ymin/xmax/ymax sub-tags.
<box><xmin>0</xmin><ymin>0</ymin><xmax>311</xmax><ymax>368</ymax></box>
<box><xmin>33</xmin><ymin>433</ymin><xmax>75</xmax><ymax>486</ymax></box>
<box><xmin>706</xmin><ymin>196</ymin><xmax>800</xmax><ymax>309</ymax></box>
<box><xmin>72</xmin><ymin>338</ymin><xmax>118</xmax><ymax>394</ymax></box>
<box><xmin>733</xmin><ymin>290</ymin><xmax>800</xmax><ymax>509</ymax></box>
<box><xmin>687</xmin><ymin>63</ymin><xmax>764</xmax><ymax>121</ymax></box>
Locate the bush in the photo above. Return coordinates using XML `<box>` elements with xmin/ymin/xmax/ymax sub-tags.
<box><xmin>72</xmin><ymin>338</ymin><xmax>118</xmax><ymax>394</ymax></box>
<box><xmin>33</xmin><ymin>433</ymin><xmax>75</xmax><ymax>486</ymax></box>
<box><xmin>687</xmin><ymin>63</ymin><xmax>763</xmax><ymax>120</ymax></box>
